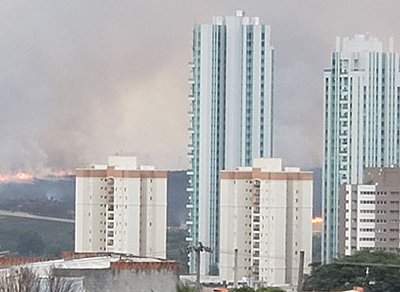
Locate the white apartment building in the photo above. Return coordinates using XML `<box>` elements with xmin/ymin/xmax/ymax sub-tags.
<box><xmin>219</xmin><ymin>158</ymin><xmax>312</xmax><ymax>287</ymax></box>
<box><xmin>75</xmin><ymin>156</ymin><xmax>167</xmax><ymax>258</ymax></box>
<box><xmin>187</xmin><ymin>10</ymin><xmax>274</xmax><ymax>275</ymax></box>
<box><xmin>322</xmin><ymin>35</ymin><xmax>400</xmax><ymax>263</ymax></box>
<box><xmin>339</xmin><ymin>167</ymin><xmax>400</xmax><ymax>256</ymax></box>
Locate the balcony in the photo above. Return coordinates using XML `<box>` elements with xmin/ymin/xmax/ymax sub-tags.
<box><xmin>108</xmin><ymin>214</ymin><xmax>114</xmax><ymax>220</ymax></box>
<box><xmin>108</xmin><ymin>222</ymin><xmax>114</xmax><ymax>229</ymax></box>
<box><xmin>107</xmin><ymin>231</ymin><xmax>114</xmax><ymax>237</ymax></box>
<box><xmin>252</xmin><ymin>267</ymin><xmax>259</xmax><ymax>274</ymax></box>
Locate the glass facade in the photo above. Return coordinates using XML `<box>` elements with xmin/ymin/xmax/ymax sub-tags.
<box><xmin>322</xmin><ymin>35</ymin><xmax>400</xmax><ymax>263</ymax></box>
<box><xmin>187</xmin><ymin>12</ymin><xmax>274</xmax><ymax>274</ymax></box>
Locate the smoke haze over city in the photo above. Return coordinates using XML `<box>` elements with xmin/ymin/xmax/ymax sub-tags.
<box><xmin>0</xmin><ymin>0</ymin><xmax>399</xmax><ymax>174</ymax></box>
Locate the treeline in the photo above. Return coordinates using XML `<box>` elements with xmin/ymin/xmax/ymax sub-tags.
<box><xmin>303</xmin><ymin>251</ymin><xmax>400</xmax><ymax>292</ymax></box>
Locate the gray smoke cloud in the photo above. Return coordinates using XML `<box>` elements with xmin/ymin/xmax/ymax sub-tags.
<box><xmin>0</xmin><ymin>0</ymin><xmax>399</xmax><ymax>174</ymax></box>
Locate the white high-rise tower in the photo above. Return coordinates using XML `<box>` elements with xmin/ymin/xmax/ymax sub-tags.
<box><xmin>187</xmin><ymin>10</ymin><xmax>274</xmax><ymax>275</ymax></box>
<box><xmin>322</xmin><ymin>35</ymin><xmax>400</xmax><ymax>263</ymax></box>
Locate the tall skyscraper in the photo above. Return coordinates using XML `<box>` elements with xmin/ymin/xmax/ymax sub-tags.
<box><xmin>75</xmin><ymin>156</ymin><xmax>167</xmax><ymax>258</ymax></box>
<box><xmin>322</xmin><ymin>35</ymin><xmax>400</xmax><ymax>263</ymax></box>
<box><xmin>187</xmin><ymin>10</ymin><xmax>274</xmax><ymax>274</ymax></box>
<box><xmin>219</xmin><ymin>158</ymin><xmax>312</xmax><ymax>287</ymax></box>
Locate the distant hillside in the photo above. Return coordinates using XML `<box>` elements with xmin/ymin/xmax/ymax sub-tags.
<box><xmin>310</xmin><ymin>167</ymin><xmax>322</xmax><ymax>217</ymax></box>
<box><xmin>0</xmin><ymin>176</ymin><xmax>75</xmax><ymax>219</ymax></box>
<box><xmin>167</xmin><ymin>171</ymin><xmax>188</xmax><ymax>227</ymax></box>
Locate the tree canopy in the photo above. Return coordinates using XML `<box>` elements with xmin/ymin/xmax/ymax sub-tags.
<box><xmin>303</xmin><ymin>251</ymin><xmax>400</xmax><ymax>292</ymax></box>
<box><xmin>232</xmin><ymin>287</ymin><xmax>285</xmax><ymax>292</ymax></box>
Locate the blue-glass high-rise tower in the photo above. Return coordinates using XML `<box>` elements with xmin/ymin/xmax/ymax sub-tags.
<box><xmin>186</xmin><ymin>10</ymin><xmax>274</xmax><ymax>275</ymax></box>
<box><xmin>322</xmin><ymin>35</ymin><xmax>400</xmax><ymax>263</ymax></box>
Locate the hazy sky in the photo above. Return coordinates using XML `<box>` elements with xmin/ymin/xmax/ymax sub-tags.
<box><xmin>0</xmin><ymin>0</ymin><xmax>399</xmax><ymax>174</ymax></box>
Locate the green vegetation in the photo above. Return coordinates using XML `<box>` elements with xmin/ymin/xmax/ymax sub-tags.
<box><xmin>0</xmin><ymin>266</ymin><xmax>78</xmax><ymax>292</ymax></box>
<box><xmin>0</xmin><ymin>217</ymin><xmax>188</xmax><ymax>268</ymax></box>
<box><xmin>303</xmin><ymin>251</ymin><xmax>400</xmax><ymax>292</ymax></box>
<box><xmin>0</xmin><ymin>216</ymin><xmax>74</xmax><ymax>257</ymax></box>
<box><xmin>167</xmin><ymin>227</ymin><xmax>189</xmax><ymax>274</ymax></box>
<box><xmin>176</xmin><ymin>283</ymin><xmax>196</xmax><ymax>292</ymax></box>
<box><xmin>232</xmin><ymin>288</ymin><xmax>284</xmax><ymax>292</ymax></box>
<box><xmin>312</xmin><ymin>233</ymin><xmax>321</xmax><ymax>263</ymax></box>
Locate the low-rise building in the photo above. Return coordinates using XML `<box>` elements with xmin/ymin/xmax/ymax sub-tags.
<box><xmin>219</xmin><ymin>158</ymin><xmax>313</xmax><ymax>287</ymax></box>
<box><xmin>0</xmin><ymin>253</ymin><xmax>179</xmax><ymax>292</ymax></box>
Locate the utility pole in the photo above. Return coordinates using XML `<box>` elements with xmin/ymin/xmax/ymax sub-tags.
<box><xmin>233</xmin><ymin>248</ymin><xmax>238</xmax><ymax>289</ymax></box>
<box><xmin>297</xmin><ymin>250</ymin><xmax>305</xmax><ymax>292</ymax></box>
<box><xmin>185</xmin><ymin>242</ymin><xmax>212</xmax><ymax>292</ymax></box>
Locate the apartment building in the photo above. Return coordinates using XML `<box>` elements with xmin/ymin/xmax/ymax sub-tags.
<box><xmin>322</xmin><ymin>34</ymin><xmax>400</xmax><ymax>263</ymax></box>
<box><xmin>339</xmin><ymin>167</ymin><xmax>400</xmax><ymax>255</ymax></box>
<box><xmin>75</xmin><ymin>156</ymin><xmax>167</xmax><ymax>258</ymax></box>
<box><xmin>219</xmin><ymin>158</ymin><xmax>312</xmax><ymax>287</ymax></box>
<box><xmin>187</xmin><ymin>10</ymin><xmax>274</xmax><ymax>274</ymax></box>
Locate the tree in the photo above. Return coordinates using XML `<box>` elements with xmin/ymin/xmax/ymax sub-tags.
<box><xmin>16</xmin><ymin>230</ymin><xmax>44</xmax><ymax>256</ymax></box>
<box><xmin>232</xmin><ymin>287</ymin><xmax>285</xmax><ymax>292</ymax></box>
<box><xmin>303</xmin><ymin>251</ymin><xmax>400</xmax><ymax>292</ymax></box>
<box><xmin>256</xmin><ymin>288</ymin><xmax>285</xmax><ymax>292</ymax></box>
<box><xmin>0</xmin><ymin>266</ymin><xmax>77</xmax><ymax>292</ymax></box>
<box><xmin>176</xmin><ymin>282</ymin><xmax>196</xmax><ymax>292</ymax></box>
<box><xmin>45</xmin><ymin>267</ymin><xmax>80</xmax><ymax>292</ymax></box>
<box><xmin>0</xmin><ymin>267</ymin><xmax>40</xmax><ymax>292</ymax></box>
<box><xmin>231</xmin><ymin>288</ymin><xmax>254</xmax><ymax>292</ymax></box>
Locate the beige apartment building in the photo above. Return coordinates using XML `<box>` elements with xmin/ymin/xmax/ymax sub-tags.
<box><xmin>75</xmin><ymin>156</ymin><xmax>167</xmax><ymax>258</ymax></box>
<box><xmin>219</xmin><ymin>158</ymin><xmax>313</xmax><ymax>287</ymax></box>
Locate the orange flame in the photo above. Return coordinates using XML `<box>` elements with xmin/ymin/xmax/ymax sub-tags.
<box><xmin>0</xmin><ymin>172</ymin><xmax>34</xmax><ymax>183</ymax></box>
<box><xmin>312</xmin><ymin>216</ymin><xmax>323</xmax><ymax>224</ymax></box>
<box><xmin>0</xmin><ymin>170</ymin><xmax>74</xmax><ymax>183</ymax></box>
